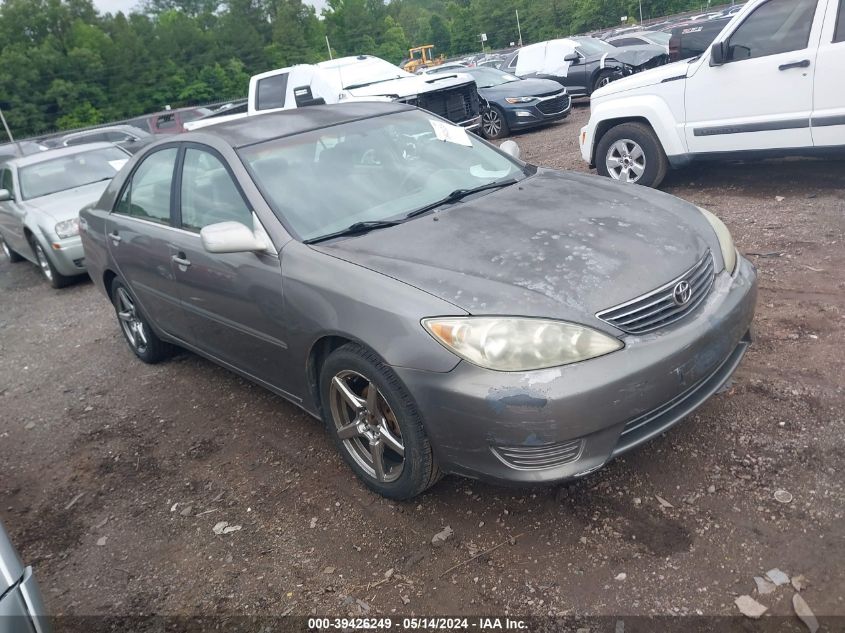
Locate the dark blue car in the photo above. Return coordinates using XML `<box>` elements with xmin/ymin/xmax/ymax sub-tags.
<box><xmin>428</xmin><ymin>67</ymin><xmax>571</xmax><ymax>139</ymax></box>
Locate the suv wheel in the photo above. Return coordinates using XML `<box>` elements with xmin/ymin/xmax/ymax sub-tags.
<box><xmin>320</xmin><ymin>343</ymin><xmax>441</xmax><ymax>500</ymax></box>
<box><xmin>596</xmin><ymin>122</ymin><xmax>668</xmax><ymax>188</ymax></box>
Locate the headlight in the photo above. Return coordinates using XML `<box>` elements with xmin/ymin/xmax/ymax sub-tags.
<box><xmin>55</xmin><ymin>218</ymin><xmax>79</xmax><ymax>239</ymax></box>
<box><xmin>698</xmin><ymin>207</ymin><xmax>737</xmax><ymax>274</ymax></box>
<box><xmin>422</xmin><ymin>317</ymin><xmax>622</xmax><ymax>371</ymax></box>
<box><xmin>504</xmin><ymin>96</ymin><xmax>537</xmax><ymax>104</ymax></box>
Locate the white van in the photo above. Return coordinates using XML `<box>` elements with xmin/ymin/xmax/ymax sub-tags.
<box><xmin>580</xmin><ymin>0</ymin><xmax>845</xmax><ymax>187</ymax></box>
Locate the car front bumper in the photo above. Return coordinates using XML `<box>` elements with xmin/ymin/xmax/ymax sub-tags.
<box><xmin>43</xmin><ymin>234</ymin><xmax>86</xmax><ymax>277</ymax></box>
<box><xmin>395</xmin><ymin>255</ymin><xmax>757</xmax><ymax>484</ymax></box>
<box><xmin>505</xmin><ymin>94</ymin><xmax>571</xmax><ymax>130</ymax></box>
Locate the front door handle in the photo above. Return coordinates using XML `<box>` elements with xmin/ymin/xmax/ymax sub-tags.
<box><xmin>172</xmin><ymin>253</ymin><xmax>191</xmax><ymax>267</ymax></box>
<box><xmin>779</xmin><ymin>59</ymin><xmax>810</xmax><ymax>71</ymax></box>
<box><xmin>109</xmin><ymin>231</ymin><xmax>121</xmax><ymax>244</ymax></box>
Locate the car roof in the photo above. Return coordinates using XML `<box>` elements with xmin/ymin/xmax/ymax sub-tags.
<box><xmin>4</xmin><ymin>142</ymin><xmax>117</xmax><ymax>168</ymax></box>
<box><xmin>188</xmin><ymin>102</ymin><xmax>415</xmax><ymax>149</ymax></box>
<box><xmin>62</xmin><ymin>124</ymin><xmax>144</xmax><ymax>139</ymax></box>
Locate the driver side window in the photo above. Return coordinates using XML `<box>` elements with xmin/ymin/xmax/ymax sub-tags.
<box><xmin>727</xmin><ymin>0</ymin><xmax>817</xmax><ymax>61</ymax></box>
<box><xmin>0</xmin><ymin>168</ymin><xmax>15</xmax><ymax>198</ymax></box>
<box><xmin>179</xmin><ymin>149</ymin><xmax>252</xmax><ymax>233</ymax></box>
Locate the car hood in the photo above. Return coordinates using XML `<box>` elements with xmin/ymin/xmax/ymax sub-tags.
<box><xmin>600</xmin><ymin>44</ymin><xmax>668</xmax><ymax>68</ymax></box>
<box><xmin>314</xmin><ymin>169</ymin><xmax>716</xmax><ymax>330</ymax></box>
<box><xmin>480</xmin><ymin>78</ymin><xmax>565</xmax><ymax>99</ymax></box>
<box><xmin>344</xmin><ymin>74</ymin><xmax>475</xmax><ymax>99</ymax></box>
<box><xmin>26</xmin><ymin>180</ymin><xmax>111</xmax><ymax>223</ymax></box>
<box><xmin>592</xmin><ymin>60</ymin><xmax>691</xmax><ymax>99</ymax></box>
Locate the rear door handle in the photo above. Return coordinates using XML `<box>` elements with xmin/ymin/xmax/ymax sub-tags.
<box><xmin>109</xmin><ymin>231</ymin><xmax>121</xmax><ymax>243</ymax></box>
<box><xmin>172</xmin><ymin>253</ymin><xmax>191</xmax><ymax>267</ymax></box>
<box><xmin>779</xmin><ymin>59</ymin><xmax>810</xmax><ymax>71</ymax></box>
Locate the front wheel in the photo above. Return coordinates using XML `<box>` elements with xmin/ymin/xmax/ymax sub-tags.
<box><xmin>481</xmin><ymin>106</ymin><xmax>509</xmax><ymax>140</ymax></box>
<box><xmin>30</xmin><ymin>237</ymin><xmax>72</xmax><ymax>288</ymax></box>
<box><xmin>592</xmin><ymin>70</ymin><xmax>616</xmax><ymax>94</ymax></box>
<box><xmin>111</xmin><ymin>278</ymin><xmax>174</xmax><ymax>363</ymax></box>
<box><xmin>595</xmin><ymin>122</ymin><xmax>668</xmax><ymax>188</ymax></box>
<box><xmin>320</xmin><ymin>343</ymin><xmax>441</xmax><ymax>500</ymax></box>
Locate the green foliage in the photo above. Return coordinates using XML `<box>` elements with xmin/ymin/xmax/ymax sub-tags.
<box><xmin>0</xmin><ymin>0</ymin><xmax>709</xmax><ymax>137</ymax></box>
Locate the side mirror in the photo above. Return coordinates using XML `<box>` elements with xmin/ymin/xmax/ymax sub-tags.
<box><xmin>564</xmin><ymin>52</ymin><xmax>580</xmax><ymax>62</ymax></box>
<box><xmin>200</xmin><ymin>221</ymin><xmax>267</xmax><ymax>254</ymax></box>
<box><xmin>710</xmin><ymin>41</ymin><xmax>726</xmax><ymax>66</ymax></box>
<box><xmin>500</xmin><ymin>140</ymin><xmax>521</xmax><ymax>160</ymax></box>
<box><xmin>0</xmin><ymin>189</ymin><xmax>11</xmax><ymax>202</ymax></box>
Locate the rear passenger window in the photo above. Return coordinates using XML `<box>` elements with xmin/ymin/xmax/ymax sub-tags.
<box><xmin>115</xmin><ymin>148</ymin><xmax>177</xmax><ymax>224</ymax></box>
<box><xmin>835</xmin><ymin>0</ymin><xmax>845</xmax><ymax>42</ymax></box>
<box><xmin>727</xmin><ymin>0</ymin><xmax>817</xmax><ymax>61</ymax></box>
<box><xmin>256</xmin><ymin>74</ymin><xmax>288</xmax><ymax>111</ymax></box>
<box><xmin>179</xmin><ymin>149</ymin><xmax>252</xmax><ymax>232</ymax></box>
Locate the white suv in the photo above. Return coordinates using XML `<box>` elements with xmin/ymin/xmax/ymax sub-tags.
<box><xmin>580</xmin><ymin>0</ymin><xmax>844</xmax><ymax>187</ymax></box>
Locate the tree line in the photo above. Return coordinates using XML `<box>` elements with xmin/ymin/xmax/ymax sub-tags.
<box><xmin>0</xmin><ymin>0</ymin><xmax>709</xmax><ymax>137</ymax></box>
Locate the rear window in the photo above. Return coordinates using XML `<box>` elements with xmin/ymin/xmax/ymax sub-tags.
<box><xmin>256</xmin><ymin>74</ymin><xmax>288</xmax><ymax>111</ymax></box>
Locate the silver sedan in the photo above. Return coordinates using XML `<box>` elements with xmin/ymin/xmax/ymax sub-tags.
<box><xmin>0</xmin><ymin>143</ymin><xmax>130</xmax><ymax>287</ymax></box>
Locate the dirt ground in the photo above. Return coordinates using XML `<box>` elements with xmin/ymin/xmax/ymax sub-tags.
<box><xmin>1</xmin><ymin>104</ymin><xmax>844</xmax><ymax>626</ymax></box>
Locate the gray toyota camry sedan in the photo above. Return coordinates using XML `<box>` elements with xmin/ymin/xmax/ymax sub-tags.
<box><xmin>80</xmin><ymin>102</ymin><xmax>757</xmax><ymax>499</ymax></box>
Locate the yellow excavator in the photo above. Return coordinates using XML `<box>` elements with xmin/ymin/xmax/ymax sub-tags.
<box><xmin>402</xmin><ymin>45</ymin><xmax>446</xmax><ymax>73</ymax></box>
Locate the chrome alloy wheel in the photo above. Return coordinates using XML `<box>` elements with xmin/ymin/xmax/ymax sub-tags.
<box><xmin>1</xmin><ymin>239</ymin><xmax>10</xmax><ymax>259</ymax></box>
<box><xmin>33</xmin><ymin>242</ymin><xmax>53</xmax><ymax>280</ymax></box>
<box><xmin>116</xmin><ymin>286</ymin><xmax>149</xmax><ymax>354</ymax></box>
<box><xmin>329</xmin><ymin>370</ymin><xmax>405</xmax><ymax>483</ymax></box>
<box><xmin>605</xmin><ymin>138</ymin><xmax>646</xmax><ymax>183</ymax></box>
<box><xmin>482</xmin><ymin>109</ymin><xmax>503</xmax><ymax>138</ymax></box>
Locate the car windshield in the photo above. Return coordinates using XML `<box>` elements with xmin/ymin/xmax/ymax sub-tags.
<box><xmin>19</xmin><ymin>146</ymin><xmax>128</xmax><ymax>200</ymax></box>
<box><xmin>646</xmin><ymin>31</ymin><xmax>671</xmax><ymax>45</ymax></box>
<box><xmin>239</xmin><ymin>110</ymin><xmax>526</xmax><ymax>242</ymax></box>
<box><xmin>574</xmin><ymin>37</ymin><xmax>617</xmax><ymax>55</ymax></box>
<box><xmin>467</xmin><ymin>68</ymin><xmax>521</xmax><ymax>88</ymax></box>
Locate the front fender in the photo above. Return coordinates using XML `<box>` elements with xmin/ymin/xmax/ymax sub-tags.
<box><xmin>584</xmin><ymin>92</ymin><xmax>687</xmax><ymax>164</ymax></box>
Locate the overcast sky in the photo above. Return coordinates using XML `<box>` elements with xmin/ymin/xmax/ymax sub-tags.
<box><xmin>92</xmin><ymin>0</ymin><xmax>327</xmax><ymax>16</ymax></box>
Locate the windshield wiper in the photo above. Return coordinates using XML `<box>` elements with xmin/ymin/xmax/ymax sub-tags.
<box><xmin>405</xmin><ymin>178</ymin><xmax>518</xmax><ymax>220</ymax></box>
<box><xmin>304</xmin><ymin>220</ymin><xmax>401</xmax><ymax>244</ymax></box>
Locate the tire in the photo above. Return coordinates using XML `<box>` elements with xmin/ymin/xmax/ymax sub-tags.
<box><xmin>29</xmin><ymin>236</ymin><xmax>73</xmax><ymax>288</ymax></box>
<box><xmin>110</xmin><ymin>278</ymin><xmax>174</xmax><ymax>363</ymax></box>
<box><xmin>319</xmin><ymin>343</ymin><xmax>441</xmax><ymax>500</ymax></box>
<box><xmin>1</xmin><ymin>235</ymin><xmax>24</xmax><ymax>263</ymax></box>
<box><xmin>595</xmin><ymin>122</ymin><xmax>668</xmax><ymax>188</ymax></box>
<box><xmin>592</xmin><ymin>70</ymin><xmax>616</xmax><ymax>94</ymax></box>
<box><xmin>481</xmin><ymin>106</ymin><xmax>509</xmax><ymax>140</ymax></box>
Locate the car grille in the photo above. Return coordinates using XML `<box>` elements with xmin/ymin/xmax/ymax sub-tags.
<box><xmin>417</xmin><ymin>84</ymin><xmax>480</xmax><ymax>125</ymax></box>
<box><xmin>491</xmin><ymin>439</ymin><xmax>583</xmax><ymax>470</ymax></box>
<box><xmin>597</xmin><ymin>251</ymin><xmax>714</xmax><ymax>334</ymax></box>
<box><xmin>537</xmin><ymin>94</ymin><xmax>570</xmax><ymax>115</ymax></box>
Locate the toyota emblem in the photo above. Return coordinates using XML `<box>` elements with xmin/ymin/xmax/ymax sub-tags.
<box><xmin>672</xmin><ymin>280</ymin><xmax>693</xmax><ymax>306</ymax></box>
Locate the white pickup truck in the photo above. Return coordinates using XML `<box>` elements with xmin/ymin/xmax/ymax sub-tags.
<box><xmin>580</xmin><ymin>0</ymin><xmax>844</xmax><ymax>187</ymax></box>
<box><xmin>187</xmin><ymin>55</ymin><xmax>482</xmax><ymax>131</ymax></box>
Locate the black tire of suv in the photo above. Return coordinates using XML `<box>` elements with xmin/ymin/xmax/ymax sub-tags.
<box><xmin>595</xmin><ymin>122</ymin><xmax>669</xmax><ymax>188</ymax></box>
<box><xmin>320</xmin><ymin>343</ymin><xmax>442</xmax><ymax>500</ymax></box>
<box><xmin>592</xmin><ymin>70</ymin><xmax>616</xmax><ymax>94</ymax></box>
